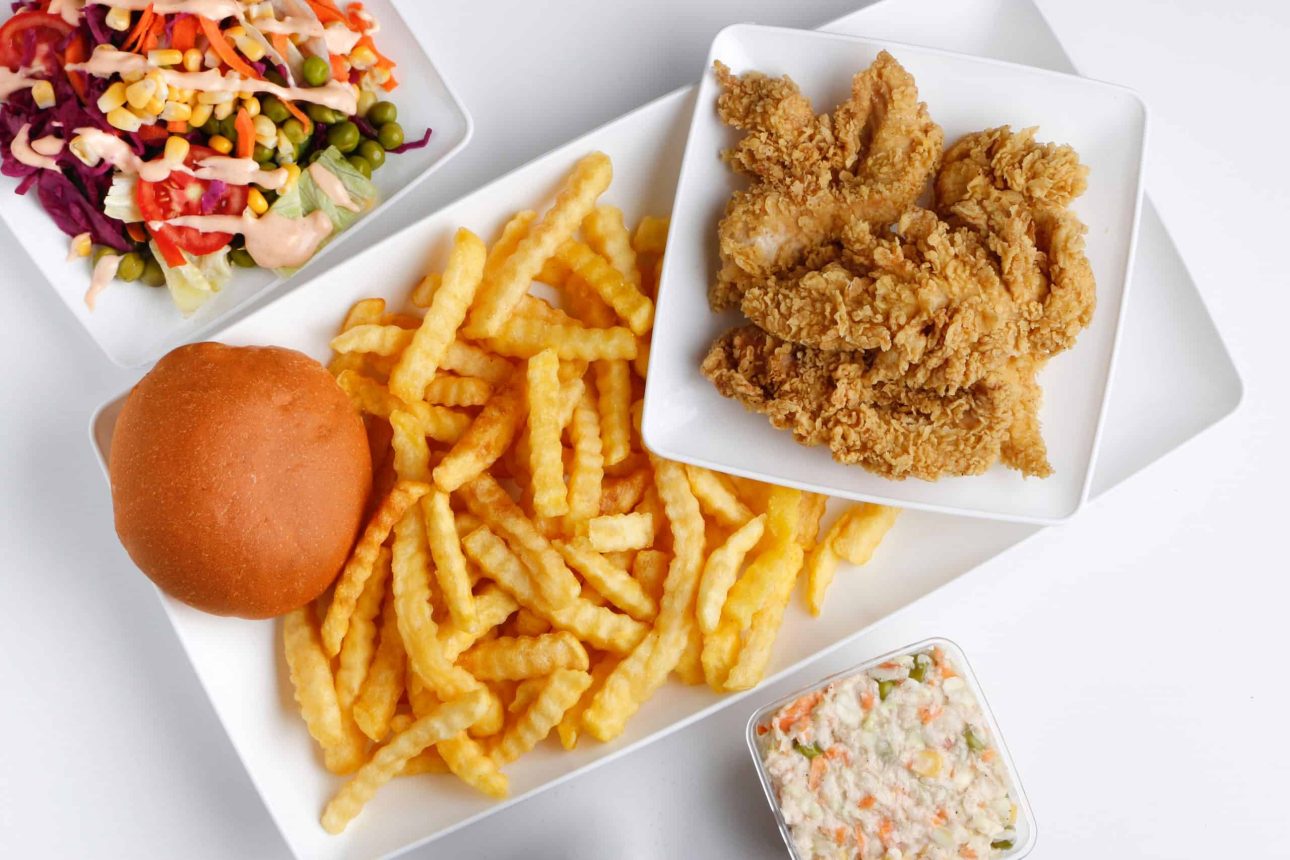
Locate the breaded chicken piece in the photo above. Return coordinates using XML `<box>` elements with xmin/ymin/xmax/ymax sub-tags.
<box><xmin>701</xmin><ymin>325</ymin><xmax>1050</xmax><ymax>480</ymax></box>
<box><xmin>712</xmin><ymin>53</ymin><xmax>943</xmax><ymax>311</ymax></box>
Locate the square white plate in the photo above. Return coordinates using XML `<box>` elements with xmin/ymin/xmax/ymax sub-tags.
<box><xmin>0</xmin><ymin>0</ymin><xmax>471</xmax><ymax>368</ymax></box>
<box><xmin>644</xmin><ymin>24</ymin><xmax>1149</xmax><ymax>525</ymax></box>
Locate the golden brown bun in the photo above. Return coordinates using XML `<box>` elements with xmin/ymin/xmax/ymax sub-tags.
<box><xmin>109</xmin><ymin>343</ymin><xmax>372</xmax><ymax>619</ymax></box>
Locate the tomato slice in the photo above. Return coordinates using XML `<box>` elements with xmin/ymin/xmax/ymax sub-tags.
<box><xmin>0</xmin><ymin>12</ymin><xmax>74</xmax><ymax>72</ymax></box>
<box><xmin>137</xmin><ymin>145</ymin><xmax>251</xmax><ymax>258</ymax></box>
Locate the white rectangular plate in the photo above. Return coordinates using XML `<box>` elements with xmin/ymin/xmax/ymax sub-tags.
<box><xmin>0</xmin><ymin>0</ymin><xmax>471</xmax><ymax>368</ymax></box>
<box><xmin>88</xmin><ymin>0</ymin><xmax>1241</xmax><ymax>857</ymax></box>
<box><xmin>645</xmin><ymin>23</ymin><xmax>1147</xmax><ymax>524</ymax></box>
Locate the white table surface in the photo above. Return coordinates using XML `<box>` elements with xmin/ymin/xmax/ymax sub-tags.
<box><xmin>1</xmin><ymin>1</ymin><xmax>1285</xmax><ymax>857</ymax></box>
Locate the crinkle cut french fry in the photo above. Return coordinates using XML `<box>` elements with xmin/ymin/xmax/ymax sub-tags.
<box><xmin>631</xmin><ymin>548</ymin><xmax>669</xmax><ymax>604</ymax></box>
<box><xmin>401</xmin><ymin>746</ymin><xmax>450</xmax><ymax>776</ymax></box>
<box><xmin>465</xmin><ymin>152</ymin><xmax>612</xmax><ymax>338</ymax></box>
<box><xmin>555</xmin><ymin>538</ymin><xmax>657</xmax><ymax>622</ymax></box>
<box><xmin>674</xmin><ymin>622</ymin><xmax>704</xmax><ymax>686</ymax></box>
<box><xmin>797</xmin><ymin>492</ymin><xmax>830</xmax><ymax>551</ymax></box>
<box><xmin>353</xmin><ymin>591</ymin><xmax>407</xmax><ymax>742</ymax></box>
<box><xmin>631</xmin><ymin>215</ymin><xmax>669</xmax><ymax>257</ymax></box>
<box><xmin>556</xmin><ymin>655</ymin><xmax>618</xmax><ymax>750</ymax></box>
<box><xmin>322</xmin><ymin>689</ymin><xmax>489</xmax><ymax>834</ymax></box>
<box><xmin>410</xmin><ymin>272</ymin><xmax>442</xmax><ymax>308</ymax></box>
<box><xmin>332</xmin><ymin>323</ymin><xmax>414</xmax><ymax>357</ymax></box>
<box><xmin>555</xmin><ymin>239</ymin><xmax>654</xmax><ymax>336</ymax></box>
<box><xmin>322</xmin><ymin>480</ymin><xmax>431</xmax><ymax>657</ymax></box>
<box><xmin>484</xmin><ymin>314</ymin><xmax>637</xmax><ymax>361</ymax></box>
<box><xmin>424</xmin><ymin>490</ymin><xmax>478</xmax><ymax>634</ymax></box>
<box><xmin>284</xmin><ymin>608</ymin><xmax>359</xmax><ymax>773</ymax></box>
<box><xmin>492</xmin><ymin>668</ymin><xmax>593</xmax><ymax>765</ymax></box>
<box><xmin>507</xmin><ymin>677</ymin><xmax>548</xmax><ymax>714</ymax></box>
<box><xmin>565</xmin><ymin>390</ymin><xmax>604</xmax><ymax>525</ymax></box>
<box><xmin>804</xmin><ymin>539</ymin><xmax>842</xmax><ymax>617</ymax></box>
<box><xmin>458</xmin><ymin>473</ymin><xmax>580</xmax><ymax>609</ymax></box>
<box><xmin>336</xmin><ymin>547</ymin><xmax>391</xmax><ymax>709</ymax></box>
<box><xmin>594</xmin><ymin>360</ymin><xmax>632</xmax><ymax>466</ymax></box>
<box><xmin>442</xmin><ymin>340</ymin><xmax>514</xmax><ymax>385</ymax></box>
<box><xmin>580</xmin><ymin>630</ymin><xmax>656</xmax><ymax>742</ymax></box>
<box><xmin>583</xmin><ymin>205</ymin><xmax>640</xmax><ymax>288</ymax></box>
<box><xmin>389</xmin><ymin>228</ymin><xmax>487</xmax><ymax>403</ymax></box>
<box><xmin>527</xmin><ymin>349</ymin><xmax>569</xmax><ymax>517</ymax></box>
<box><xmin>724</xmin><ymin>536</ymin><xmax>806</xmax><ymax>692</ymax></box>
<box><xmin>390</xmin><ymin>409</ymin><xmax>431</xmax><ymax>483</ymax></box>
<box><xmin>600</xmin><ymin>469</ymin><xmax>650</xmax><ymax>516</ymax></box>
<box><xmin>460</xmin><ymin>631</ymin><xmax>589</xmax><ymax>681</ymax></box>
<box><xmin>511</xmin><ymin>607</ymin><xmax>551</xmax><ymax>636</ymax></box>
<box><xmin>424</xmin><ymin>374</ymin><xmax>493</xmax><ymax>407</ymax></box>
<box><xmin>433</xmin><ymin>374</ymin><xmax>527</xmax><ymax>493</ymax></box>
<box><xmin>586</xmin><ymin>512</ymin><xmax>655</xmax><ymax>552</ymax></box>
<box><xmin>721</xmin><ymin>486</ymin><xmax>803</xmax><ymax>629</ymax></box>
<box><xmin>701</xmin><ymin>616</ymin><xmax>742</xmax><ymax>691</ymax></box>
<box><xmin>438</xmin><ymin>584</ymin><xmax>517</xmax><ymax>660</ymax></box>
<box><xmin>336</xmin><ymin>369</ymin><xmax>400</xmax><ymax>418</ymax></box>
<box><xmin>685</xmin><ymin>464</ymin><xmax>754</xmax><ymax>529</ymax></box>
<box><xmin>330</xmin><ymin>298</ymin><xmax>386</xmax><ymax>375</ymax></box>
<box><xmin>829</xmin><ymin>504</ymin><xmax>900</xmax><ymax>565</ymax></box>
<box><xmin>439</xmin><ymin>732</ymin><xmax>509</xmax><ymax>798</ymax></box>
<box><xmin>696</xmin><ymin>513</ymin><xmax>766</xmax><ymax>634</ymax></box>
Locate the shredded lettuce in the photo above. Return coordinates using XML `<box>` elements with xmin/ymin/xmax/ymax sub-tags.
<box><xmin>103</xmin><ymin>172</ymin><xmax>143</xmax><ymax>223</ymax></box>
<box><xmin>268</xmin><ymin>146</ymin><xmax>377</xmax><ymax>275</ymax></box>
<box><xmin>149</xmin><ymin>241</ymin><xmax>232</xmax><ymax>315</ymax></box>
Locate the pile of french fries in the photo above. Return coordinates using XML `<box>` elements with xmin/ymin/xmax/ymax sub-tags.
<box><xmin>281</xmin><ymin>152</ymin><xmax>900</xmax><ymax>834</ymax></box>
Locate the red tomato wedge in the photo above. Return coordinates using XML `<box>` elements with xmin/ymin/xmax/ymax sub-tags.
<box><xmin>137</xmin><ymin>145</ymin><xmax>250</xmax><ymax>257</ymax></box>
<box><xmin>0</xmin><ymin>11</ymin><xmax>74</xmax><ymax>71</ymax></box>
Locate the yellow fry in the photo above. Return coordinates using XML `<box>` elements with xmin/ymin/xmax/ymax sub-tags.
<box><xmin>336</xmin><ymin>547</ymin><xmax>392</xmax><ymax>710</ymax></box>
<box><xmin>491</xmin><ymin>668</ymin><xmax>592</xmax><ymax>765</ymax></box>
<box><xmin>410</xmin><ymin>271</ymin><xmax>441</xmax><ymax>308</ymax></box>
<box><xmin>390</xmin><ymin>409</ymin><xmax>431</xmax><ymax>482</ymax></box>
<box><xmin>424</xmin><ymin>490</ymin><xmax>478</xmax><ymax>633</ymax></box>
<box><xmin>484</xmin><ymin>314</ymin><xmax>637</xmax><ymax>361</ymax></box>
<box><xmin>586</xmin><ymin>512</ymin><xmax>655</xmax><ymax>552</ymax></box>
<box><xmin>556</xmin><ymin>655</ymin><xmax>618</xmax><ymax>750</ymax></box>
<box><xmin>508</xmin><ymin>677</ymin><xmax>548</xmax><ymax>714</ymax></box>
<box><xmin>433</xmin><ymin>373</ymin><xmax>527</xmax><ymax>492</ymax></box>
<box><xmin>406</xmin><ymin>401</ymin><xmax>474</xmax><ymax>444</ymax></box>
<box><xmin>424</xmin><ymin>374</ymin><xmax>493</xmax><ymax>407</ymax></box>
<box><xmin>485</xmin><ymin>209</ymin><xmax>537</xmax><ymax>277</ymax></box>
<box><xmin>594</xmin><ymin>359</ymin><xmax>632</xmax><ymax>466</ymax></box>
<box><xmin>721</xmin><ymin>486</ymin><xmax>803</xmax><ymax>629</ymax></box>
<box><xmin>696</xmin><ymin>513</ymin><xmax>766</xmax><ymax>634</ymax></box>
<box><xmin>401</xmin><ymin>746</ymin><xmax>450</xmax><ymax>776</ymax></box>
<box><xmin>727</xmin><ymin>475</ymin><xmax>775</xmax><ymax>514</ymax></box>
<box><xmin>555</xmin><ymin>538</ymin><xmax>658</xmax><ymax>622</ymax></box>
<box><xmin>335</xmin><ymin>372</ymin><xmax>471</xmax><ymax>441</ymax></box>
<box><xmin>284</xmin><ymin>607</ymin><xmax>358</xmax><ymax>773</ymax></box>
<box><xmin>701</xmin><ymin>617</ymin><xmax>742</xmax><ymax>691</ymax></box>
<box><xmin>600</xmin><ymin>469</ymin><xmax>650</xmax><ymax>516</ymax></box>
<box><xmin>439</xmin><ymin>732</ymin><xmax>509</xmax><ymax>798</ymax></box>
<box><xmin>459</xmin><ymin>473</ymin><xmax>580</xmax><ymax>609</ymax></box>
<box><xmin>580</xmin><ymin>630</ymin><xmax>656</xmax><ymax>742</ymax></box>
<box><xmin>797</xmin><ymin>492</ymin><xmax>830</xmax><ymax>551</ymax></box>
<box><xmin>384</xmin><ymin>312</ymin><xmax>425</xmax><ymax>330</ymax></box>
<box><xmin>684</xmin><ymin>465</ymin><xmax>754</xmax><ymax>529</ymax></box>
<box><xmin>438</xmin><ymin>584</ymin><xmax>518</xmax><ymax>660</ymax></box>
<box><xmin>565</xmin><ymin>390</ymin><xmax>604</xmax><ymax>526</ymax></box>
<box><xmin>322</xmin><ymin>689</ymin><xmax>489</xmax><ymax>834</ymax></box>
<box><xmin>330</xmin><ymin>297</ymin><xmax>385</xmax><ymax>375</ymax></box>
<box><xmin>331</xmin><ymin>323</ymin><xmax>413</xmax><ymax>356</ymax></box>
<box><xmin>724</xmin><ymin>537</ymin><xmax>806</xmax><ymax>691</ymax></box>
<box><xmin>829</xmin><ymin>504</ymin><xmax>900</xmax><ymax>565</ymax></box>
<box><xmin>460</xmin><ymin>631</ymin><xmax>589</xmax><ymax>681</ymax></box>
<box><xmin>635</xmin><ymin>484</ymin><xmax>670</xmax><ymax>553</ymax></box>
<box><xmin>631</xmin><ymin>215</ymin><xmax>669</xmax><ymax>256</ymax></box>
<box><xmin>322</xmin><ymin>480</ymin><xmax>431</xmax><ymax>656</ymax></box>
<box><xmin>631</xmin><ymin>548</ymin><xmax>669</xmax><ymax>604</ymax></box>
<box><xmin>555</xmin><ymin>239</ymin><xmax>654</xmax><ymax>335</ymax></box>
<box><xmin>407</xmin><ymin>669</ymin><xmax>440</xmax><ymax>718</ymax></box>
<box><xmin>443</xmin><ymin>340</ymin><xmax>514</xmax><ymax>385</ymax></box>
<box><xmin>389</xmin><ymin>228</ymin><xmax>487</xmax><ymax>402</ymax></box>
<box><xmin>512</xmin><ymin>607</ymin><xmax>551</xmax><ymax>636</ymax></box>
<box><xmin>465</xmin><ymin>152</ymin><xmax>612</xmax><ymax>338</ymax></box>
<box><xmin>353</xmin><ymin>592</ymin><xmax>407</xmax><ymax>742</ymax></box>
<box><xmin>674</xmin><ymin>622</ymin><xmax>704</xmax><ymax>686</ymax></box>
<box><xmin>804</xmin><ymin>540</ymin><xmax>842</xmax><ymax>617</ymax></box>
<box><xmin>516</xmin><ymin>293</ymin><xmax>582</xmax><ymax>325</ymax></box>
<box><xmin>527</xmin><ymin>349</ymin><xmax>569</xmax><ymax>517</ymax></box>
<box><xmin>461</xmin><ymin>526</ymin><xmax>647</xmax><ymax>652</ymax></box>
<box><xmin>583</xmin><ymin>204</ymin><xmax>640</xmax><ymax>288</ymax></box>
<box><xmin>632</xmin><ymin>336</ymin><xmax>651</xmax><ymax>381</ymax></box>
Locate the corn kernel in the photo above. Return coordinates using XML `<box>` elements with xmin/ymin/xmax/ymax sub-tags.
<box><xmin>356</xmin><ymin>89</ymin><xmax>377</xmax><ymax>117</ymax></box>
<box><xmin>247</xmin><ymin>187</ymin><xmax>268</xmax><ymax>215</ymax></box>
<box><xmin>349</xmin><ymin>45</ymin><xmax>377</xmax><ymax>71</ymax></box>
<box><xmin>275</xmin><ymin>130</ymin><xmax>295</xmax><ymax>164</ymax></box>
<box><xmin>224</xmin><ymin>25</ymin><xmax>245</xmax><ymax>39</ymax></box>
<box><xmin>106</xmin><ymin>107</ymin><xmax>143</xmax><ymax>132</ymax></box>
<box><xmin>171</xmin><ymin>87</ymin><xmax>194</xmax><ymax>104</ymax></box>
<box><xmin>281</xmin><ymin>163</ymin><xmax>301</xmax><ymax>190</ymax></box>
<box><xmin>146</xmin><ymin>70</ymin><xmax>168</xmax><ymax>100</ymax></box>
<box><xmin>208</xmin><ymin>134</ymin><xmax>234</xmax><ymax>155</ymax></box>
<box><xmin>242</xmin><ymin>96</ymin><xmax>261</xmax><ymax>117</ymax></box>
<box><xmin>144</xmin><ymin>96</ymin><xmax>165</xmax><ymax>115</ymax></box>
<box><xmin>125</xmin><ymin>78</ymin><xmax>157</xmax><ymax>110</ymax></box>
<box><xmin>148</xmin><ymin>49</ymin><xmax>183</xmax><ymax>67</ymax></box>
<box><xmin>249</xmin><ymin>2</ymin><xmax>272</xmax><ymax>20</ymax></box>
<box><xmin>69</xmin><ymin>233</ymin><xmax>93</xmax><ymax>258</ymax></box>
<box><xmin>212</xmin><ymin>100</ymin><xmax>235</xmax><ymax>120</ymax></box>
<box><xmin>160</xmin><ymin>101</ymin><xmax>192</xmax><ymax>122</ymax></box>
<box><xmin>105</xmin><ymin>7</ymin><xmax>132</xmax><ymax>31</ymax></box>
<box><xmin>909</xmin><ymin>748</ymin><xmax>943</xmax><ymax>778</ymax></box>
<box><xmin>252</xmin><ymin>114</ymin><xmax>276</xmax><ymax>142</ymax></box>
<box><xmin>204</xmin><ymin>49</ymin><xmax>221</xmax><ymax>69</ymax></box>
<box><xmin>189</xmin><ymin>102</ymin><xmax>214</xmax><ymax>128</ymax></box>
<box><xmin>197</xmin><ymin>89</ymin><xmax>234</xmax><ymax>105</ymax></box>
<box><xmin>96</xmin><ymin>81</ymin><xmax>128</xmax><ymax>113</ymax></box>
<box><xmin>235</xmin><ymin>90</ymin><xmax>252</xmax><ymax>101</ymax></box>
<box><xmin>121</xmin><ymin>69</ymin><xmax>144</xmax><ymax>84</ymax></box>
<box><xmin>30</xmin><ymin>80</ymin><xmax>55</xmax><ymax>109</ymax></box>
<box><xmin>234</xmin><ymin>35</ymin><xmax>266</xmax><ymax>63</ymax></box>
<box><xmin>182</xmin><ymin>48</ymin><xmax>203</xmax><ymax>72</ymax></box>
<box><xmin>370</xmin><ymin>66</ymin><xmax>391</xmax><ymax>85</ymax></box>
<box><xmin>163</xmin><ymin>135</ymin><xmax>190</xmax><ymax>164</ymax></box>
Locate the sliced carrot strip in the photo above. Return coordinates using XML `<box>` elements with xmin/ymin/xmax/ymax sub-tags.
<box><xmin>282</xmin><ymin>99</ymin><xmax>313</xmax><ymax>134</ymax></box>
<box><xmin>170</xmin><ymin>15</ymin><xmax>198</xmax><ymax>52</ymax></box>
<box><xmin>269</xmin><ymin>32</ymin><xmax>291</xmax><ymax>63</ymax></box>
<box><xmin>167</xmin><ymin>120</ymin><xmax>188</xmax><ymax>134</ymax></box>
<box><xmin>124</xmin><ymin>5</ymin><xmax>155</xmax><ymax>52</ymax></box>
<box><xmin>233</xmin><ymin>107</ymin><xmax>254</xmax><ymax>158</ymax></box>
<box><xmin>140</xmin><ymin>13</ymin><xmax>165</xmax><ymax>53</ymax></box>
<box><xmin>807</xmin><ymin>755</ymin><xmax>827</xmax><ymax>791</ymax></box>
<box><xmin>329</xmin><ymin>52</ymin><xmax>349</xmax><ymax>81</ymax></box>
<box><xmin>197</xmin><ymin>17</ymin><xmax>262</xmax><ymax>80</ymax></box>
<box><xmin>858</xmin><ymin>794</ymin><xmax>877</xmax><ymax>810</ymax></box>
<box><xmin>306</xmin><ymin>0</ymin><xmax>347</xmax><ymax>23</ymax></box>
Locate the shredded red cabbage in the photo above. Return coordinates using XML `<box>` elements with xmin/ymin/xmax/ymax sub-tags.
<box><xmin>388</xmin><ymin>127</ymin><xmax>432</xmax><ymax>154</ymax></box>
<box><xmin>353</xmin><ymin>115</ymin><xmax>377</xmax><ymax>138</ymax></box>
<box><xmin>35</xmin><ymin>170</ymin><xmax>131</xmax><ymax>250</ymax></box>
<box><xmin>199</xmin><ymin>179</ymin><xmax>227</xmax><ymax>214</ymax></box>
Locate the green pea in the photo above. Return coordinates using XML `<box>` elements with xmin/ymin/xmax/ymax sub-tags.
<box><xmin>230</xmin><ymin>248</ymin><xmax>256</xmax><ymax>268</ymax></box>
<box><xmin>92</xmin><ymin>245</ymin><xmax>115</xmax><ymax>264</ymax></box>
<box><xmin>878</xmin><ymin>679</ymin><xmax>898</xmax><ymax>702</ymax></box>
<box><xmin>252</xmin><ymin>144</ymin><xmax>275</xmax><ymax>164</ymax></box>
<box><xmin>792</xmin><ymin>739</ymin><xmax>824</xmax><ymax>760</ymax></box>
<box><xmin>964</xmin><ymin>727</ymin><xmax>986</xmax><ymax>752</ymax></box>
<box><xmin>302</xmin><ymin>55</ymin><xmax>331</xmax><ymax>87</ymax></box>
<box><xmin>908</xmin><ymin>654</ymin><xmax>930</xmax><ymax>683</ymax></box>
<box><xmin>116</xmin><ymin>252</ymin><xmax>144</xmax><ymax>282</ymax></box>
<box><xmin>264</xmin><ymin>68</ymin><xmax>287</xmax><ymax>87</ymax></box>
<box><xmin>347</xmin><ymin>154</ymin><xmax>372</xmax><ymax>178</ymax></box>
<box><xmin>376</xmin><ymin>121</ymin><xmax>404</xmax><ymax>151</ymax></box>
<box><xmin>327</xmin><ymin>121</ymin><xmax>360</xmax><ymax>153</ymax></box>
<box><xmin>991</xmin><ymin>840</ymin><xmax>1014</xmax><ymax>851</ymax></box>
<box><xmin>200</xmin><ymin>116</ymin><xmax>220</xmax><ymax>136</ymax></box>
<box><xmin>282</xmin><ymin>117</ymin><xmax>308</xmax><ymax>144</ymax></box>
<box><xmin>358</xmin><ymin>139</ymin><xmax>385</xmax><ymax>169</ymax></box>
<box><xmin>141</xmin><ymin>258</ymin><xmax>166</xmax><ymax>287</ymax></box>
<box><xmin>306</xmin><ymin>102</ymin><xmax>338</xmax><ymax>124</ymax></box>
<box><xmin>217</xmin><ymin>116</ymin><xmax>237</xmax><ymax>139</ymax></box>
<box><xmin>261</xmin><ymin>95</ymin><xmax>290</xmax><ymax>124</ymax></box>
<box><xmin>366</xmin><ymin>100</ymin><xmax>397</xmax><ymax>126</ymax></box>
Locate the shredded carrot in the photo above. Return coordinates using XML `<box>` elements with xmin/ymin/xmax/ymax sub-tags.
<box><xmin>345</xmin><ymin>2</ymin><xmax>369</xmax><ymax>32</ymax></box>
<box><xmin>233</xmin><ymin>107</ymin><xmax>254</xmax><ymax>159</ymax></box>
<box><xmin>306</xmin><ymin>0</ymin><xmax>347</xmax><ymax>23</ymax></box>
<box><xmin>777</xmin><ymin>691</ymin><xmax>824</xmax><ymax>732</ymax></box>
<box><xmin>825</xmin><ymin>745</ymin><xmax>851</xmax><ymax>766</ymax></box>
<box><xmin>269</xmin><ymin>32</ymin><xmax>291</xmax><ymax>62</ymax></box>
<box><xmin>356</xmin><ymin>34</ymin><xmax>395</xmax><ymax>69</ymax></box>
<box><xmin>282</xmin><ymin>99</ymin><xmax>313</xmax><ymax>134</ymax></box>
<box><xmin>123</xmin><ymin>5</ymin><xmax>155</xmax><ymax>52</ymax></box>
<box><xmin>861</xmin><ymin>690</ymin><xmax>875</xmax><ymax>711</ymax></box>
<box><xmin>197</xmin><ymin>17</ymin><xmax>262</xmax><ymax>80</ymax></box>
<box><xmin>933</xmin><ymin>646</ymin><xmax>957</xmax><ymax>678</ymax></box>
<box><xmin>171</xmin><ymin>15</ymin><xmax>198</xmax><ymax>52</ymax></box>
<box><xmin>833</xmin><ymin>827</ymin><xmax>848</xmax><ymax>846</ymax></box>
<box><xmin>329</xmin><ymin>52</ymin><xmax>349</xmax><ymax>82</ymax></box>
<box><xmin>919</xmin><ymin>705</ymin><xmax>942</xmax><ymax>724</ymax></box>
<box><xmin>878</xmin><ymin>819</ymin><xmax>894</xmax><ymax>847</ymax></box>
<box><xmin>756</xmin><ymin>724</ymin><xmax>769</xmax><ymax>736</ymax></box>
<box><xmin>858</xmin><ymin>794</ymin><xmax>877</xmax><ymax>810</ymax></box>
<box><xmin>167</xmin><ymin>120</ymin><xmax>188</xmax><ymax>134</ymax></box>
<box><xmin>379</xmin><ymin>74</ymin><xmax>397</xmax><ymax>92</ymax></box>
<box><xmin>140</xmin><ymin>13</ymin><xmax>166</xmax><ymax>54</ymax></box>
<box><xmin>981</xmin><ymin>749</ymin><xmax>997</xmax><ymax>763</ymax></box>
<box><xmin>807</xmin><ymin>755</ymin><xmax>827</xmax><ymax>791</ymax></box>
<box><xmin>932</xmin><ymin>808</ymin><xmax>949</xmax><ymax>827</ymax></box>
<box><xmin>854</xmin><ymin>825</ymin><xmax>866</xmax><ymax>853</ymax></box>
<box><xmin>960</xmin><ymin>848</ymin><xmax>978</xmax><ymax>859</ymax></box>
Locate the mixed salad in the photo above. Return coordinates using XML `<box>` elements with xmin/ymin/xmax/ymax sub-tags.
<box><xmin>0</xmin><ymin>0</ymin><xmax>429</xmax><ymax>313</ymax></box>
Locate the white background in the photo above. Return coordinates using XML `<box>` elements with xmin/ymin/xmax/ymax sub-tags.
<box><xmin>1</xmin><ymin>0</ymin><xmax>1285</xmax><ymax>858</ymax></box>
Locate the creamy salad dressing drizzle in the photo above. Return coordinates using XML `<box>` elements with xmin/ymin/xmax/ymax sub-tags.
<box><xmin>70</xmin><ymin>127</ymin><xmax>287</xmax><ymax>188</ymax></box>
<box><xmin>0</xmin><ymin>67</ymin><xmax>40</xmax><ymax>100</ymax></box>
<box><xmin>83</xmin><ymin>0</ymin><xmax>242</xmax><ymax>18</ymax></box>
<box><xmin>307</xmin><ymin>161</ymin><xmax>361</xmax><ymax>212</ymax></box>
<box><xmin>86</xmin><ymin>253</ymin><xmax>121</xmax><ymax>309</ymax></box>
<box><xmin>159</xmin><ymin>209</ymin><xmax>333</xmax><ymax>269</ymax></box>
<box><xmin>10</xmin><ymin>124</ymin><xmax>60</xmax><ymax>170</ymax></box>
<box><xmin>47</xmin><ymin>0</ymin><xmax>86</xmax><ymax>26</ymax></box>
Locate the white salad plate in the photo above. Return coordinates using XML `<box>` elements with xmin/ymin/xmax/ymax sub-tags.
<box><xmin>0</xmin><ymin>0</ymin><xmax>471</xmax><ymax>368</ymax></box>
<box><xmin>645</xmin><ymin>24</ymin><xmax>1148</xmax><ymax>525</ymax></box>
<box><xmin>87</xmin><ymin>0</ymin><xmax>1241</xmax><ymax>857</ymax></box>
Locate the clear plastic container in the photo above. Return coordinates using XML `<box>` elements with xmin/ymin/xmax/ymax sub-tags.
<box><xmin>746</xmin><ymin>637</ymin><xmax>1037</xmax><ymax>859</ymax></box>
